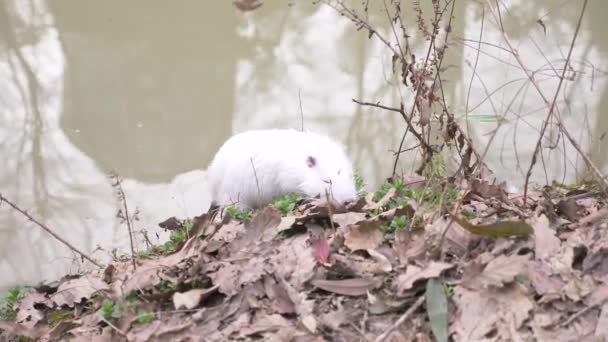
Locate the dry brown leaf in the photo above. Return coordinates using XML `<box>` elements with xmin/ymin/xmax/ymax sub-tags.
<box><xmin>332</xmin><ymin>212</ymin><xmax>366</xmax><ymax>229</ymax></box>
<box><xmin>469</xmin><ymin>179</ymin><xmax>508</xmax><ymax>201</ymax></box>
<box><xmin>311</xmin><ymin>278</ymin><xmax>381</xmax><ymax>296</ymax></box>
<box><xmin>51</xmin><ymin>276</ymin><xmax>109</xmax><ymax>307</ymax></box>
<box><xmin>209</xmin><ymin>262</ymin><xmax>241</xmax><ymax>296</ymax></box>
<box><xmin>113</xmin><ymin>262</ymin><xmax>163</xmax><ymax>296</ymax></box>
<box><xmin>0</xmin><ymin>320</ymin><xmax>46</xmax><ymax>339</ymax></box>
<box><xmin>366</xmin><ymin>248</ymin><xmax>393</xmax><ymax>273</ymax></box>
<box><xmin>16</xmin><ymin>292</ymin><xmax>48</xmax><ymax>329</ymax></box>
<box><xmin>277</xmin><ymin>277</ymin><xmax>315</xmax><ymax>333</ymax></box>
<box><xmin>579</xmin><ymin>208</ymin><xmax>608</xmax><ymax>226</ymax></box>
<box><xmin>563</xmin><ymin>274</ymin><xmax>595</xmax><ymax>302</ymax></box>
<box><xmin>401</xmin><ymin>174</ymin><xmax>426</xmax><ymax>190</ymax></box>
<box><xmin>263</xmin><ymin>276</ymin><xmax>296</xmax><ymax>314</ymax></box>
<box><xmin>533</xmin><ymin>214</ymin><xmax>561</xmax><ymax>261</ymax></box>
<box><xmin>274</xmin><ymin>215</ymin><xmax>297</xmax><ymax>234</ymax></box>
<box><xmin>451</xmin><ymin>285</ymin><xmax>533</xmax><ymax>341</ymax></box>
<box><xmin>394</xmin><ymin>226</ymin><xmax>429</xmax><ymax>264</ymax></box>
<box><xmin>462</xmin><ymin>254</ymin><xmax>530</xmax><ymax>290</ymax></box>
<box><xmin>595</xmin><ymin>303</ymin><xmax>608</xmax><ymax>339</ymax></box>
<box><xmin>210</xmin><ymin>220</ymin><xmax>245</xmax><ymax>245</ymax></box>
<box><xmin>344</xmin><ymin>220</ymin><xmax>383</xmax><ymax>251</ymax></box>
<box><xmin>557</xmin><ymin>198</ymin><xmax>583</xmax><ymax>221</ymax></box>
<box><xmin>235</xmin><ymin>313</ymin><xmax>293</xmax><ymax>338</ymax></box>
<box><xmin>233</xmin><ymin>206</ymin><xmax>281</xmax><ymax>251</ymax></box>
<box><xmin>397</xmin><ymin>261</ymin><xmax>454</xmax><ymax>294</ymax></box>
<box><xmin>269</xmin><ymin>234</ymin><xmax>316</xmax><ymax>290</ymax></box>
<box><xmin>527</xmin><ymin>261</ymin><xmax>565</xmax><ymax>297</ymax></box>
<box><xmin>172</xmin><ymin>285</ymin><xmax>218</xmax><ymax>310</ymax></box>
<box><xmin>426</xmin><ymin>216</ymin><xmax>475</xmax><ymax>257</ymax></box>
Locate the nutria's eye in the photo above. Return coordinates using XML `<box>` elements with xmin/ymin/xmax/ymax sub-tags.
<box><xmin>306</xmin><ymin>156</ymin><xmax>317</xmax><ymax>168</ymax></box>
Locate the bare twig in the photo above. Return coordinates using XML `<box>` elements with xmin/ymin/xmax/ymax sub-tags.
<box><xmin>101</xmin><ymin>318</ymin><xmax>128</xmax><ymax>337</ymax></box>
<box><xmin>324</xmin><ymin>189</ymin><xmax>336</xmax><ymax>231</ymax></box>
<box><xmin>374</xmin><ymin>295</ymin><xmax>425</xmax><ymax>342</ymax></box>
<box><xmin>298</xmin><ymin>89</ymin><xmax>304</xmax><ymax>131</ymax></box>
<box><xmin>520</xmin><ymin>0</ymin><xmax>587</xmax><ymax>204</ymax></box>
<box><xmin>111</xmin><ymin>173</ymin><xmax>137</xmax><ymax>270</ymax></box>
<box><xmin>0</xmin><ymin>193</ymin><xmax>103</xmax><ymax>268</ymax></box>
<box><xmin>352</xmin><ymin>98</ymin><xmax>429</xmax><ymax>151</ymax></box>
<box><xmin>250</xmin><ymin>157</ymin><xmax>261</xmax><ymax>198</ymax></box>
<box><xmin>465</xmin><ymin>6</ymin><xmax>484</xmax><ymax>134</ymax></box>
<box><xmin>484</xmin><ymin>0</ymin><xmax>606</xmax><ymax>202</ymax></box>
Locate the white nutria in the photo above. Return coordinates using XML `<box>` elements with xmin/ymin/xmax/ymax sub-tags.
<box><xmin>206</xmin><ymin>129</ymin><xmax>359</xmax><ymax>211</ymax></box>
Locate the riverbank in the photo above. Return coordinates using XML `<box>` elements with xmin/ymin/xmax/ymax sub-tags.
<box><xmin>1</xmin><ymin>172</ymin><xmax>606</xmax><ymax>341</ymax></box>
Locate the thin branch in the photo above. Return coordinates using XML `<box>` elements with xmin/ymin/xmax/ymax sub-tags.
<box><xmin>465</xmin><ymin>6</ymin><xmax>484</xmax><ymax>134</ymax></box>
<box><xmin>352</xmin><ymin>98</ymin><xmax>429</xmax><ymax>150</ymax></box>
<box><xmin>298</xmin><ymin>89</ymin><xmax>304</xmax><ymax>131</ymax></box>
<box><xmin>508</xmin><ymin>0</ymin><xmax>607</xmax><ymax>204</ymax></box>
<box><xmin>0</xmin><ymin>193</ymin><xmax>103</xmax><ymax>268</ymax></box>
<box><xmin>374</xmin><ymin>295</ymin><xmax>425</xmax><ymax>342</ymax></box>
<box><xmin>111</xmin><ymin>173</ymin><xmax>137</xmax><ymax>270</ymax></box>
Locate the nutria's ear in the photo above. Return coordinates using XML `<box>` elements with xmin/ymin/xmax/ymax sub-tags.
<box><xmin>306</xmin><ymin>156</ymin><xmax>317</xmax><ymax>168</ymax></box>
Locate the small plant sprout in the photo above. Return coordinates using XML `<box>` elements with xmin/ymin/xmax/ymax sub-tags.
<box><xmin>226</xmin><ymin>206</ymin><xmax>253</xmax><ymax>221</ymax></box>
<box><xmin>137</xmin><ymin>310</ymin><xmax>155</xmax><ymax>324</ymax></box>
<box><xmin>271</xmin><ymin>193</ymin><xmax>302</xmax><ymax>216</ymax></box>
<box><xmin>0</xmin><ymin>286</ymin><xmax>33</xmax><ymax>320</ymax></box>
<box><xmin>383</xmin><ymin>215</ymin><xmax>411</xmax><ymax>240</ymax></box>
<box><xmin>354</xmin><ymin>170</ymin><xmax>367</xmax><ymax>196</ymax></box>
<box><xmin>101</xmin><ymin>299</ymin><xmax>123</xmax><ymax>321</ymax></box>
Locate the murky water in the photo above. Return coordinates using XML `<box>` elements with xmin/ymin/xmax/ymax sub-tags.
<box><xmin>1</xmin><ymin>0</ymin><xmax>606</xmax><ymax>291</ymax></box>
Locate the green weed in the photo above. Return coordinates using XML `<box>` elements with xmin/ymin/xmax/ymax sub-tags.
<box><xmin>101</xmin><ymin>298</ymin><xmax>123</xmax><ymax>321</ymax></box>
<box><xmin>271</xmin><ymin>193</ymin><xmax>302</xmax><ymax>216</ymax></box>
<box><xmin>226</xmin><ymin>206</ymin><xmax>253</xmax><ymax>221</ymax></box>
<box><xmin>0</xmin><ymin>286</ymin><xmax>33</xmax><ymax>320</ymax></box>
<box><xmin>383</xmin><ymin>215</ymin><xmax>411</xmax><ymax>240</ymax></box>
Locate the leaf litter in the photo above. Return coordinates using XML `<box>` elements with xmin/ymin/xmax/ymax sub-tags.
<box><xmin>1</xmin><ymin>177</ymin><xmax>607</xmax><ymax>341</ymax></box>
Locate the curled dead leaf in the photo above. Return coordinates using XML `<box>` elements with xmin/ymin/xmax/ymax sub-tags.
<box><xmin>397</xmin><ymin>262</ymin><xmax>454</xmax><ymax>294</ymax></box>
<box><xmin>452</xmin><ymin>215</ymin><xmax>533</xmax><ymax>238</ymax></box>
<box><xmin>172</xmin><ymin>285</ymin><xmax>219</xmax><ymax>310</ymax></box>
<box><xmin>462</xmin><ymin>254</ymin><xmax>531</xmax><ymax>290</ymax></box>
<box><xmin>311</xmin><ymin>278</ymin><xmax>382</xmax><ymax>296</ymax></box>
<box><xmin>50</xmin><ymin>276</ymin><xmax>109</xmax><ymax>307</ymax></box>
<box><xmin>344</xmin><ymin>220</ymin><xmax>384</xmax><ymax>251</ymax></box>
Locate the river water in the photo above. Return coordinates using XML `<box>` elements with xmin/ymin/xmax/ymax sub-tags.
<box><xmin>1</xmin><ymin>0</ymin><xmax>606</xmax><ymax>291</ymax></box>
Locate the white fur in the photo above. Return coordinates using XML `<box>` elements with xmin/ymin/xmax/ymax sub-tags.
<box><xmin>206</xmin><ymin>129</ymin><xmax>359</xmax><ymax>210</ymax></box>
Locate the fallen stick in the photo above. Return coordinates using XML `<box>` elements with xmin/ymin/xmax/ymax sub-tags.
<box><xmin>374</xmin><ymin>295</ymin><xmax>425</xmax><ymax>342</ymax></box>
<box><xmin>0</xmin><ymin>193</ymin><xmax>103</xmax><ymax>269</ymax></box>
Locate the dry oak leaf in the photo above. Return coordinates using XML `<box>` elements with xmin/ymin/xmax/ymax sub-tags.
<box><xmin>235</xmin><ymin>313</ymin><xmax>294</xmax><ymax>339</ymax></box>
<box><xmin>397</xmin><ymin>261</ymin><xmax>454</xmax><ymax>294</ymax></box>
<box><xmin>269</xmin><ymin>234</ymin><xmax>317</xmax><ymax>290</ymax></box>
<box><xmin>113</xmin><ymin>262</ymin><xmax>163</xmax><ymax>296</ymax></box>
<box><xmin>527</xmin><ymin>260</ymin><xmax>565</xmax><ymax>296</ymax></box>
<box><xmin>451</xmin><ymin>285</ymin><xmax>533</xmax><ymax>341</ymax></box>
<box><xmin>344</xmin><ymin>220</ymin><xmax>384</xmax><ymax>251</ymax></box>
<box><xmin>51</xmin><ymin>276</ymin><xmax>109</xmax><ymax>307</ymax></box>
<box><xmin>16</xmin><ymin>292</ymin><xmax>48</xmax><ymax>329</ymax></box>
<box><xmin>533</xmin><ymin>214</ymin><xmax>561</xmax><ymax>261</ymax></box>
<box><xmin>462</xmin><ymin>254</ymin><xmax>531</xmax><ymax>290</ymax></box>
<box><xmin>263</xmin><ymin>275</ymin><xmax>296</xmax><ymax>314</ymax></box>
<box><xmin>332</xmin><ymin>212</ymin><xmax>366</xmax><ymax>229</ymax></box>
